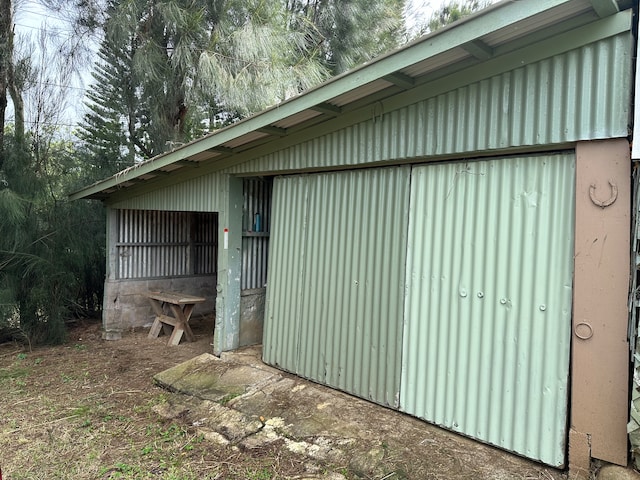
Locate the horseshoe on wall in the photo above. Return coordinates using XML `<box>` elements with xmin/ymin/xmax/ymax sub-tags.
<box><xmin>589</xmin><ymin>180</ymin><xmax>618</xmax><ymax>208</ymax></box>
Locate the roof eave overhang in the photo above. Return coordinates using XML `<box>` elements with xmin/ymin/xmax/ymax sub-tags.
<box><xmin>69</xmin><ymin>0</ymin><xmax>627</xmax><ymax>201</ymax></box>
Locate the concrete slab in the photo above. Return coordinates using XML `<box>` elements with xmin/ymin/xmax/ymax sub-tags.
<box><xmin>153</xmin><ymin>352</ymin><xmax>277</xmax><ymax>402</ymax></box>
<box><xmin>154</xmin><ymin>347</ymin><xmax>568</xmax><ymax>479</ymax></box>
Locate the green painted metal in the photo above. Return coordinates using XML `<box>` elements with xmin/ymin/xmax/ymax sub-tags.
<box><xmin>69</xmin><ymin>4</ymin><xmax>631</xmax><ymax>202</ymax></box>
<box><xmin>212</xmin><ymin>176</ymin><xmax>243</xmax><ymax>354</ymax></box>
<box><xmin>262</xmin><ymin>175</ymin><xmax>309</xmax><ymax>373</ymax></box>
<box><xmin>400</xmin><ymin>154</ymin><xmax>575</xmax><ymax>467</ymax></box>
<box><xmin>101</xmin><ymin>27</ymin><xmax>630</xmax><ymax>209</ymax></box>
<box><xmin>229</xmin><ymin>32</ymin><xmax>629</xmax><ymax>175</ymax></box>
<box><xmin>263</xmin><ymin>167</ymin><xmax>410</xmax><ymax>406</ymax></box>
<box><xmin>108</xmin><ymin>171</ymin><xmax>228</xmax><ymax>211</ymax></box>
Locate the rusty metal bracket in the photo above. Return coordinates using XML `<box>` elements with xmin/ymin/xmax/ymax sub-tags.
<box><xmin>589</xmin><ymin>180</ymin><xmax>618</xmax><ymax>208</ymax></box>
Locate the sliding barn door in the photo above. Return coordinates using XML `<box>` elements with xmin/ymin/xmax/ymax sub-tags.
<box><xmin>264</xmin><ymin>166</ymin><xmax>410</xmax><ymax>407</ymax></box>
<box><xmin>401</xmin><ymin>154</ymin><xmax>575</xmax><ymax>467</ymax></box>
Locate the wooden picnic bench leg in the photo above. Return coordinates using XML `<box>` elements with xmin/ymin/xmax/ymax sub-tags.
<box><xmin>147</xmin><ymin>299</ymin><xmax>164</xmax><ymax>339</ymax></box>
<box><xmin>167</xmin><ymin>303</ymin><xmax>196</xmax><ymax>345</ymax></box>
<box><xmin>181</xmin><ymin>304</ymin><xmax>196</xmax><ymax>342</ymax></box>
<box><xmin>147</xmin><ymin>318</ymin><xmax>163</xmax><ymax>338</ymax></box>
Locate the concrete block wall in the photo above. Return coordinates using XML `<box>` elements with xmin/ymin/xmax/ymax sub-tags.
<box><xmin>102</xmin><ymin>275</ymin><xmax>217</xmax><ymax>337</ymax></box>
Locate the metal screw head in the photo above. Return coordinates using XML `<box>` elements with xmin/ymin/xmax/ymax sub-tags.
<box><xmin>539</xmin><ymin>304</ymin><xmax>546</xmax><ymax>311</ymax></box>
<box><xmin>477</xmin><ymin>292</ymin><xmax>484</xmax><ymax>298</ymax></box>
<box><xmin>500</xmin><ymin>298</ymin><xmax>507</xmax><ymax>305</ymax></box>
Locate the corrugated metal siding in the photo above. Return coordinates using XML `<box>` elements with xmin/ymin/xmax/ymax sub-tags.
<box><xmin>401</xmin><ymin>154</ymin><xmax>575</xmax><ymax>467</ymax></box>
<box><xmin>116</xmin><ymin>210</ymin><xmax>217</xmax><ymax>279</ymax></box>
<box><xmin>109</xmin><ymin>172</ymin><xmax>227</xmax><ymax>211</ymax></box>
<box><xmin>192</xmin><ymin>212</ymin><xmax>218</xmax><ymax>275</ymax></box>
<box><xmin>225</xmin><ymin>35</ymin><xmax>629</xmax><ymax>175</ymax></box>
<box><xmin>628</xmin><ymin>167</ymin><xmax>640</xmax><ymax>467</ymax></box>
<box><xmin>117</xmin><ymin>210</ymin><xmax>188</xmax><ymax>279</ymax></box>
<box><xmin>264</xmin><ymin>167</ymin><xmax>410</xmax><ymax>406</ymax></box>
<box><xmin>263</xmin><ymin>175</ymin><xmax>309</xmax><ymax>372</ymax></box>
<box><xmin>242</xmin><ymin>178</ymin><xmax>272</xmax><ymax>290</ymax></box>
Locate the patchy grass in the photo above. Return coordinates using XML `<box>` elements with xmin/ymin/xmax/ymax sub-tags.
<box><xmin>0</xmin><ymin>319</ymin><xmax>351</xmax><ymax>480</ymax></box>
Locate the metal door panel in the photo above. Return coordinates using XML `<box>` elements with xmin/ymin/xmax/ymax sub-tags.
<box><xmin>401</xmin><ymin>154</ymin><xmax>575</xmax><ymax>467</ymax></box>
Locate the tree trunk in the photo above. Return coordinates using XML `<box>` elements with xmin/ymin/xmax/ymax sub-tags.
<box><xmin>0</xmin><ymin>0</ymin><xmax>12</xmax><ymax>170</ymax></box>
<box><xmin>7</xmin><ymin>26</ymin><xmax>23</xmax><ymax>146</ymax></box>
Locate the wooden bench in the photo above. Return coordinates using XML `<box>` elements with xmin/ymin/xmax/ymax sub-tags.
<box><xmin>145</xmin><ymin>291</ymin><xmax>206</xmax><ymax>346</ymax></box>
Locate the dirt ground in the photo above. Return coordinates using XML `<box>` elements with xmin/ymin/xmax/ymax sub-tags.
<box><xmin>0</xmin><ymin>317</ymin><xmax>567</xmax><ymax>480</ymax></box>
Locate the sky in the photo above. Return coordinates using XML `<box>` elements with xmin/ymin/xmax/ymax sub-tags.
<box><xmin>8</xmin><ymin>0</ymin><xmax>484</xmax><ymax>134</ymax></box>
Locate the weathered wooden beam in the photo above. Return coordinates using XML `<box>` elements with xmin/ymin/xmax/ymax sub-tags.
<box><xmin>207</xmin><ymin>145</ymin><xmax>233</xmax><ymax>154</ymax></box>
<box><xmin>172</xmin><ymin>160</ymin><xmax>194</xmax><ymax>167</ymax></box>
<box><xmin>461</xmin><ymin>39</ymin><xmax>494</xmax><ymax>60</ymax></box>
<box><xmin>383</xmin><ymin>72</ymin><xmax>415</xmax><ymax>89</ymax></box>
<box><xmin>257</xmin><ymin>125</ymin><xmax>287</xmax><ymax>136</ymax></box>
<box><xmin>311</xmin><ymin>102</ymin><xmax>342</xmax><ymax>116</ymax></box>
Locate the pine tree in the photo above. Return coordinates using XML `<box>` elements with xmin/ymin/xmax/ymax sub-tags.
<box><xmin>79</xmin><ymin>0</ymin><xmax>408</xmax><ymax>161</ymax></box>
<box><xmin>426</xmin><ymin>0</ymin><xmax>491</xmax><ymax>33</ymax></box>
<box><xmin>289</xmin><ymin>0</ymin><xmax>406</xmax><ymax>76</ymax></box>
<box><xmin>79</xmin><ymin>31</ymin><xmax>142</xmax><ymax>170</ymax></box>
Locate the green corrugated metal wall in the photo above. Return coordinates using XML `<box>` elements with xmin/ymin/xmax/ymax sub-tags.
<box><xmin>264</xmin><ymin>166</ymin><xmax>410</xmax><ymax>406</ymax></box>
<box><xmin>401</xmin><ymin>154</ymin><xmax>575</xmax><ymax>467</ymax></box>
<box><xmin>262</xmin><ymin>175</ymin><xmax>308</xmax><ymax>372</ymax></box>
<box><xmin>104</xmin><ymin>34</ymin><xmax>629</xmax><ymax>213</ymax></box>
<box><xmin>228</xmin><ymin>34</ymin><xmax>629</xmax><ymax>176</ymax></box>
<box><xmin>109</xmin><ymin>171</ymin><xmax>228</xmax><ymax>211</ymax></box>
<box><xmin>264</xmin><ymin>153</ymin><xmax>575</xmax><ymax>466</ymax></box>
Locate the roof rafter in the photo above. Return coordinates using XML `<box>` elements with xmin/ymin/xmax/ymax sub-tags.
<box><xmin>311</xmin><ymin>103</ymin><xmax>342</xmax><ymax>116</ymax></box>
<box><xmin>461</xmin><ymin>39</ymin><xmax>494</xmax><ymax>60</ymax></box>
<box><xmin>257</xmin><ymin>126</ymin><xmax>287</xmax><ymax>136</ymax></box>
<box><xmin>590</xmin><ymin>0</ymin><xmax>619</xmax><ymax>17</ymax></box>
<box><xmin>382</xmin><ymin>72</ymin><xmax>416</xmax><ymax>89</ymax></box>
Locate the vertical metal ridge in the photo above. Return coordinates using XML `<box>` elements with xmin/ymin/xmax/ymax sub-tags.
<box><xmin>229</xmin><ymin>35</ymin><xmax>629</xmax><ymax>177</ymax></box>
<box><xmin>241</xmin><ymin>178</ymin><xmax>272</xmax><ymax>290</ymax></box>
<box><xmin>401</xmin><ymin>154</ymin><xmax>575</xmax><ymax>466</ymax></box>
<box><xmin>263</xmin><ymin>176</ymin><xmax>308</xmax><ymax>370</ymax></box>
<box><xmin>111</xmin><ymin>172</ymin><xmax>227</xmax><ymax>212</ymax></box>
<box><xmin>264</xmin><ymin>167</ymin><xmax>410</xmax><ymax>406</ymax></box>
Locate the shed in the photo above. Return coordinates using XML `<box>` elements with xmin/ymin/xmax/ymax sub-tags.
<box><xmin>71</xmin><ymin>0</ymin><xmax>638</xmax><ymax>474</ymax></box>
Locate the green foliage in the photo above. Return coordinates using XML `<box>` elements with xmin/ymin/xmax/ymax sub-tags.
<box><xmin>0</xmin><ymin>128</ymin><xmax>105</xmax><ymax>345</ymax></box>
<box><xmin>198</xmin><ymin>0</ymin><xmax>329</xmax><ymax>117</ymax></box>
<box><xmin>290</xmin><ymin>0</ymin><xmax>406</xmax><ymax>75</ymax></box>
<box><xmin>426</xmin><ymin>0</ymin><xmax>490</xmax><ymax>33</ymax></box>
<box><xmin>78</xmin><ymin>32</ymin><xmax>141</xmax><ymax>170</ymax></box>
<box><xmin>80</xmin><ymin>0</ymin><xmax>407</xmax><ymax>164</ymax></box>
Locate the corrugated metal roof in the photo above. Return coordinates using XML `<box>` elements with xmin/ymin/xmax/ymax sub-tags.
<box><xmin>69</xmin><ymin>0</ymin><xmax>630</xmax><ymax>201</ymax></box>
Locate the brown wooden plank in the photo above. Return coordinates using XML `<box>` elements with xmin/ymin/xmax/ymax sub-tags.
<box><xmin>167</xmin><ymin>327</ymin><xmax>184</xmax><ymax>346</ymax></box>
<box><xmin>156</xmin><ymin>314</ymin><xmax>179</xmax><ymax>327</ymax></box>
<box><xmin>147</xmin><ymin>298</ymin><xmax>165</xmax><ymax>317</ymax></box>
<box><xmin>147</xmin><ymin>318</ymin><xmax>163</xmax><ymax>339</ymax></box>
<box><xmin>145</xmin><ymin>290</ymin><xmax>206</xmax><ymax>304</ymax></box>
